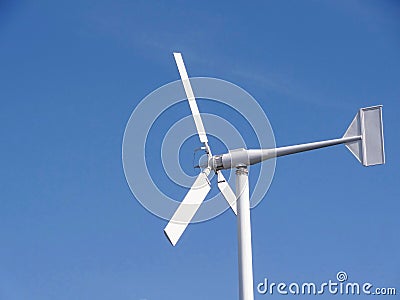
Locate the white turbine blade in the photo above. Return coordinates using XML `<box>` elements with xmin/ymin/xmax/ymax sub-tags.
<box><xmin>164</xmin><ymin>170</ymin><xmax>211</xmax><ymax>246</ymax></box>
<box><xmin>217</xmin><ymin>171</ymin><xmax>237</xmax><ymax>215</ymax></box>
<box><xmin>173</xmin><ymin>52</ymin><xmax>208</xmax><ymax>144</ymax></box>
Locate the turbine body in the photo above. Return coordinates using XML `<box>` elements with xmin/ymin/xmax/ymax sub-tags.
<box><xmin>163</xmin><ymin>52</ymin><xmax>385</xmax><ymax>300</ymax></box>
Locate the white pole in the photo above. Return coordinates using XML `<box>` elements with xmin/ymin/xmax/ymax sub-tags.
<box><xmin>236</xmin><ymin>166</ymin><xmax>254</xmax><ymax>300</ymax></box>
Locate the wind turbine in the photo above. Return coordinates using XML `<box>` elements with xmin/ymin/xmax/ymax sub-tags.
<box><xmin>164</xmin><ymin>52</ymin><xmax>385</xmax><ymax>300</ymax></box>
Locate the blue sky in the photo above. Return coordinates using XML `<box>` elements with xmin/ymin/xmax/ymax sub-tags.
<box><xmin>1</xmin><ymin>1</ymin><xmax>399</xmax><ymax>299</ymax></box>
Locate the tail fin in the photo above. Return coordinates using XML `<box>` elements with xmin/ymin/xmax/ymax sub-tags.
<box><xmin>343</xmin><ymin>105</ymin><xmax>385</xmax><ymax>166</ymax></box>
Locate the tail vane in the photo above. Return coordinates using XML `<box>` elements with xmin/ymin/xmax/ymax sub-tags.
<box><xmin>343</xmin><ymin>106</ymin><xmax>385</xmax><ymax>166</ymax></box>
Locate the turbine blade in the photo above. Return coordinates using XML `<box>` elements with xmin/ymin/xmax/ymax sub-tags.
<box><xmin>164</xmin><ymin>170</ymin><xmax>211</xmax><ymax>246</ymax></box>
<box><xmin>173</xmin><ymin>52</ymin><xmax>208</xmax><ymax>145</ymax></box>
<box><xmin>217</xmin><ymin>171</ymin><xmax>237</xmax><ymax>215</ymax></box>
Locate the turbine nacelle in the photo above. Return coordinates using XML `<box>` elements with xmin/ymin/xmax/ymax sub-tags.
<box><xmin>200</xmin><ymin>148</ymin><xmax>275</xmax><ymax>171</ymax></box>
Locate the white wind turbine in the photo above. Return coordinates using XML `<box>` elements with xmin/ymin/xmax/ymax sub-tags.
<box><xmin>164</xmin><ymin>52</ymin><xmax>385</xmax><ymax>300</ymax></box>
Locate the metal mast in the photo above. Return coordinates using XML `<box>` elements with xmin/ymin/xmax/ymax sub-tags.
<box><xmin>236</xmin><ymin>166</ymin><xmax>254</xmax><ymax>300</ymax></box>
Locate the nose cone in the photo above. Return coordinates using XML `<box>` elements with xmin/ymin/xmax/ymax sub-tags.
<box><xmin>198</xmin><ymin>154</ymin><xmax>209</xmax><ymax>169</ymax></box>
